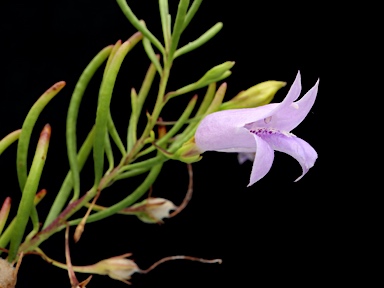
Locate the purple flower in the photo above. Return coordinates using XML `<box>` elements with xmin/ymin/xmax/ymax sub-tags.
<box><xmin>195</xmin><ymin>71</ymin><xmax>318</xmax><ymax>186</ymax></box>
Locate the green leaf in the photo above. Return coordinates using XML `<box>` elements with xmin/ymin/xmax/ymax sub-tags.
<box><xmin>67</xmin><ymin>45</ymin><xmax>113</xmax><ymax>202</ymax></box>
<box><xmin>182</xmin><ymin>0</ymin><xmax>203</xmax><ymax>31</ymax></box>
<box><xmin>0</xmin><ymin>129</ymin><xmax>21</xmax><ymax>156</ymax></box>
<box><xmin>169</xmin><ymin>0</ymin><xmax>190</xmax><ymax>58</ymax></box>
<box><xmin>93</xmin><ymin>33</ymin><xmax>142</xmax><ymax>186</ymax></box>
<box><xmin>174</xmin><ymin>22</ymin><xmax>223</xmax><ymax>58</ymax></box>
<box><xmin>8</xmin><ymin>125</ymin><xmax>51</xmax><ymax>262</ymax></box>
<box><xmin>159</xmin><ymin>0</ymin><xmax>171</xmax><ymax>50</ymax></box>
<box><xmin>43</xmin><ymin>126</ymin><xmax>95</xmax><ymax>228</ymax></box>
<box><xmin>142</xmin><ymin>35</ymin><xmax>163</xmax><ymax>75</ymax></box>
<box><xmin>116</xmin><ymin>0</ymin><xmax>164</xmax><ymax>54</ymax></box>
<box><xmin>17</xmin><ymin>81</ymin><xmax>65</xmax><ymax>192</ymax></box>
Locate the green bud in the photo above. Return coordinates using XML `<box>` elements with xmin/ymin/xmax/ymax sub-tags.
<box><xmin>197</xmin><ymin>61</ymin><xmax>235</xmax><ymax>87</ymax></box>
<box><xmin>173</xmin><ymin>137</ymin><xmax>202</xmax><ymax>164</ymax></box>
<box><xmin>219</xmin><ymin>80</ymin><xmax>286</xmax><ymax>110</ymax></box>
<box><xmin>205</xmin><ymin>82</ymin><xmax>227</xmax><ymax>114</ymax></box>
<box><xmin>169</xmin><ymin>61</ymin><xmax>234</xmax><ymax>98</ymax></box>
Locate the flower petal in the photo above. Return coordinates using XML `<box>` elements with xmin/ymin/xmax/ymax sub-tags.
<box><xmin>258</xmin><ymin>131</ymin><xmax>318</xmax><ymax>182</ymax></box>
<box><xmin>245</xmin><ymin>76</ymin><xmax>318</xmax><ymax>133</ymax></box>
<box><xmin>243</xmin><ymin>72</ymin><xmax>302</xmax><ymax>130</ymax></box>
<box><xmin>288</xmin><ymin>79</ymin><xmax>319</xmax><ymax>130</ymax></box>
<box><xmin>195</xmin><ymin>114</ymin><xmax>256</xmax><ymax>152</ymax></box>
<box><xmin>248</xmin><ymin>134</ymin><xmax>274</xmax><ymax>186</ymax></box>
<box><xmin>267</xmin><ymin>71</ymin><xmax>302</xmax><ymax>116</ymax></box>
<box><xmin>195</xmin><ymin>71</ymin><xmax>304</xmax><ymax>153</ymax></box>
<box><xmin>233</xmin><ymin>71</ymin><xmax>303</xmax><ymax>129</ymax></box>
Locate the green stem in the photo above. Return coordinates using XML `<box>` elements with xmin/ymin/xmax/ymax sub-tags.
<box><xmin>19</xmin><ymin>185</ymin><xmax>98</xmax><ymax>254</ymax></box>
<box><xmin>118</xmin><ymin>155</ymin><xmax>165</xmax><ymax>174</ymax></box>
<box><xmin>19</xmin><ymin>158</ymin><xmax>162</xmax><ymax>253</ymax></box>
<box><xmin>113</xmin><ymin>167</ymin><xmax>152</xmax><ymax>181</ymax></box>
<box><xmin>0</xmin><ymin>190</ymin><xmax>46</xmax><ymax>253</ymax></box>
<box><xmin>43</xmin><ymin>126</ymin><xmax>95</xmax><ymax>228</ymax></box>
<box><xmin>137</xmin><ymin>95</ymin><xmax>197</xmax><ymax>158</ymax></box>
<box><xmin>68</xmin><ymin>163</ymin><xmax>163</xmax><ymax>225</ymax></box>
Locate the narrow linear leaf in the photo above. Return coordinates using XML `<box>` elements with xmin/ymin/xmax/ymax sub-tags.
<box><xmin>0</xmin><ymin>189</ymin><xmax>46</xmax><ymax>253</ymax></box>
<box><xmin>8</xmin><ymin>124</ymin><xmax>51</xmax><ymax>262</ymax></box>
<box><xmin>205</xmin><ymin>82</ymin><xmax>228</xmax><ymax>114</ymax></box>
<box><xmin>182</xmin><ymin>0</ymin><xmax>203</xmax><ymax>31</ymax></box>
<box><xmin>167</xmin><ymin>14</ymin><xmax>172</xmax><ymax>48</ymax></box>
<box><xmin>93</xmin><ymin>32</ymin><xmax>142</xmax><ymax>185</ymax></box>
<box><xmin>112</xmin><ymin>167</ymin><xmax>150</xmax><ymax>181</ymax></box>
<box><xmin>159</xmin><ymin>0</ymin><xmax>171</xmax><ymax>49</ymax></box>
<box><xmin>127</xmin><ymin>60</ymin><xmax>158</xmax><ymax>153</ymax></box>
<box><xmin>0</xmin><ymin>197</ymin><xmax>11</xmax><ymax>236</ymax></box>
<box><xmin>0</xmin><ymin>129</ymin><xmax>21</xmax><ymax>156</ymax></box>
<box><xmin>43</xmin><ymin>126</ymin><xmax>95</xmax><ymax>229</ymax></box>
<box><xmin>17</xmin><ymin>81</ymin><xmax>65</xmax><ymax>192</ymax></box>
<box><xmin>167</xmin><ymin>61</ymin><xmax>233</xmax><ymax>99</ymax></box>
<box><xmin>143</xmin><ymin>36</ymin><xmax>163</xmax><ymax>75</ymax></box>
<box><xmin>174</xmin><ymin>22</ymin><xmax>223</xmax><ymax>58</ymax></box>
<box><xmin>116</xmin><ymin>0</ymin><xmax>164</xmax><ymax>54</ymax></box>
<box><xmin>137</xmin><ymin>57</ymin><xmax>158</xmax><ymax>110</ymax></box>
<box><xmin>127</xmin><ymin>88</ymin><xmax>138</xmax><ymax>153</ymax></box>
<box><xmin>104</xmin><ymin>131</ymin><xmax>114</xmax><ymax>174</ymax></box>
<box><xmin>67</xmin><ymin>45</ymin><xmax>113</xmax><ymax>202</ymax></box>
<box><xmin>170</xmin><ymin>0</ymin><xmax>190</xmax><ymax>57</ymax></box>
<box><xmin>104</xmin><ymin>40</ymin><xmax>122</xmax><ymax>78</ymax></box>
<box><xmin>107</xmin><ymin>112</ymin><xmax>126</xmax><ymax>157</ymax></box>
<box><xmin>118</xmin><ymin>155</ymin><xmax>164</xmax><ymax>174</ymax></box>
<box><xmin>195</xmin><ymin>82</ymin><xmax>216</xmax><ymax>116</ymax></box>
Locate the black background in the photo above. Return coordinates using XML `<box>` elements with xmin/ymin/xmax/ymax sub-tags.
<box><xmin>1</xmin><ymin>1</ymin><xmax>322</xmax><ymax>287</ymax></box>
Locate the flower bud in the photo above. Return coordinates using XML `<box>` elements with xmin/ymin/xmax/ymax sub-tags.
<box><xmin>86</xmin><ymin>253</ymin><xmax>139</xmax><ymax>284</ymax></box>
<box><xmin>169</xmin><ymin>61</ymin><xmax>234</xmax><ymax>97</ymax></box>
<box><xmin>173</xmin><ymin>138</ymin><xmax>202</xmax><ymax>164</ymax></box>
<box><xmin>219</xmin><ymin>80</ymin><xmax>286</xmax><ymax>110</ymax></box>
<box><xmin>197</xmin><ymin>61</ymin><xmax>235</xmax><ymax>87</ymax></box>
<box><xmin>127</xmin><ymin>198</ymin><xmax>177</xmax><ymax>224</ymax></box>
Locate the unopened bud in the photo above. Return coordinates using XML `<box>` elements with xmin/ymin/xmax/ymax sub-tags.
<box><xmin>170</xmin><ymin>61</ymin><xmax>234</xmax><ymax>98</ymax></box>
<box><xmin>126</xmin><ymin>198</ymin><xmax>177</xmax><ymax>224</ymax></box>
<box><xmin>220</xmin><ymin>80</ymin><xmax>286</xmax><ymax>110</ymax></box>
<box><xmin>174</xmin><ymin>138</ymin><xmax>202</xmax><ymax>164</ymax></box>
<box><xmin>85</xmin><ymin>253</ymin><xmax>139</xmax><ymax>285</ymax></box>
<box><xmin>197</xmin><ymin>61</ymin><xmax>235</xmax><ymax>87</ymax></box>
